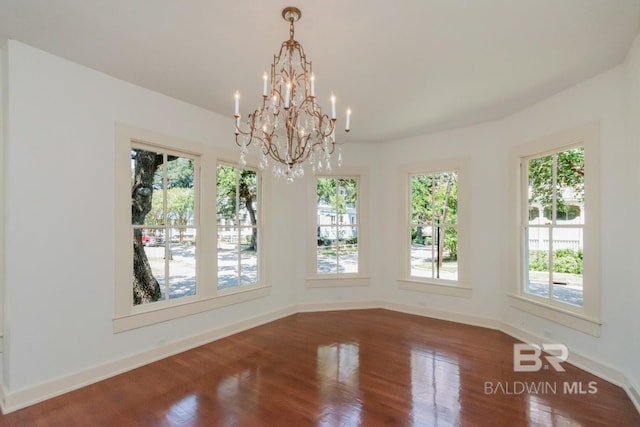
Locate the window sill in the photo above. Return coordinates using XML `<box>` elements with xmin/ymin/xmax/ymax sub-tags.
<box><xmin>508</xmin><ymin>293</ymin><xmax>601</xmax><ymax>337</ymax></box>
<box><xmin>306</xmin><ymin>276</ymin><xmax>371</xmax><ymax>288</ymax></box>
<box><xmin>113</xmin><ymin>285</ymin><xmax>271</xmax><ymax>333</ymax></box>
<box><xmin>398</xmin><ymin>279</ymin><xmax>472</xmax><ymax>297</ymax></box>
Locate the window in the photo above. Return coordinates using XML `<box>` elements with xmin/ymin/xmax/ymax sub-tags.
<box><xmin>306</xmin><ymin>168</ymin><xmax>370</xmax><ymax>287</ymax></box>
<box><xmin>409</xmin><ymin>171</ymin><xmax>458</xmax><ymax>282</ymax></box>
<box><xmin>509</xmin><ymin>122</ymin><xmax>601</xmax><ymax>336</ymax></box>
<box><xmin>398</xmin><ymin>157</ymin><xmax>470</xmax><ymax>296</ymax></box>
<box><xmin>316</xmin><ymin>177</ymin><xmax>359</xmax><ymax>275</ymax></box>
<box><xmin>131</xmin><ymin>146</ymin><xmax>198</xmax><ymax>305</ymax></box>
<box><xmin>524</xmin><ymin>147</ymin><xmax>584</xmax><ymax>307</ymax></box>
<box><xmin>115</xmin><ymin>124</ymin><xmax>270</xmax><ymax>332</ymax></box>
<box><xmin>216</xmin><ymin>164</ymin><xmax>260</xmax><ymax>290</ymax></box>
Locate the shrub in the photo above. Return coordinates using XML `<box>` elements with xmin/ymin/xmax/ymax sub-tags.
<box><xmin>529</xmin><ymin>249</ymin><xmax>583</xmax><ymax>274</ymax></box>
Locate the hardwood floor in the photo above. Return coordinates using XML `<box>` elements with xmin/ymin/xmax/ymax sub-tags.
<box><xmin>1</xmin><ymin>309</ymin><xmax>638</xmax><ymax>426</ymax></box>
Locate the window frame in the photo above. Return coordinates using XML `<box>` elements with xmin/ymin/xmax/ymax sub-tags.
<box><xmin>508</xmin><ymin>122</ymin><xmax>601</xmax><ymax>336</ymax></box>
<box><xmin>130</xmin><ymin>144</ymin><xmax>200</xmax><ymax>305</ymax></box>
<box><xmin>114</xmin><ymin>124</ymin><xmax>270</xmax><ymax>333</ymax></box>
<box><xmin>306</xmin><ymin>167</ymin><xmax>370</xmax><ymax>287</ymax></box>
<box><xmin>397</xmin><ymin>157</ymin><xmax>471</xmax><ymax>297</ymax></box>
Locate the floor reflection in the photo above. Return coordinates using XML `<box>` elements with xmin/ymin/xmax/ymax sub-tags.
<box><xmin>317</xmin><ymin>342</ymin><xmax>362</xmax><ymax>427</ymax></box>
<box><xmin>527</xmin><ymin>394</ymin><xmax>584</xmax><ymax>426</ymax></box>
<box><xmin>215</xmin><ymin>368</ymin><xmax>261</xmax><ymax>425</ymax></box>
<box><xmin>164</xmin><ymin>394</ymin><xmax>198</xmax><ymax>426</ymax></box>
<box><xmin>410</xmin><ymin>347</ymin><xmax>461</xmax><ymax>427</ymax></box>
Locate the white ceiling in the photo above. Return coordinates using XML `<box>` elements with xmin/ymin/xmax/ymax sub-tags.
<box><xmin>1</xmin><ymin>1</ymin><xmax>639</xmax><ymax>143</ymax></box>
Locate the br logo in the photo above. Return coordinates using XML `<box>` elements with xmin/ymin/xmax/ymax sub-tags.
<box><xmin>513</xmin><ymin>343</ymin><xmax>569</xmax><ymax>372</ymax></box>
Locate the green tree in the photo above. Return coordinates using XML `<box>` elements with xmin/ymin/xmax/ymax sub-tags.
<box><xmin>528</xmin><ymin>147</ymin><xmax>584</xmax><ymax>210</ymax></box>
<box><xmin>167</xmin><ymin>187</ymin><xmax>194</xmax><ymax>242</ymax></box>
<box><xmin>217</xmin><ymin>165</ymin><xmax>258</xmax><ymax>251</ymax></box>
<box><xmin>317</xmin><ymin>178</ymin><xmax>357</xmax><ymax>218</ymax></box>
<box><xmin>411</xmin><ymin>172</ymin><xmax>458</xmax><ymax>264</ymax></box>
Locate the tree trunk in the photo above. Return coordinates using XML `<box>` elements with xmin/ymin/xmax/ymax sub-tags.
<box><xmin>239</xmin><ymin>179</ymin><xmax>258</xmax><ymax>252</ymax></box>
<box><xmin>131</xmin><ymin>150</ymin><xmax>164</xmax><ymax>304</ymax></box>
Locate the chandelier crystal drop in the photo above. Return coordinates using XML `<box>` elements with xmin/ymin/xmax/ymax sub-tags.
<box><xmin>234</xmin><ymin>7</ymin><xmax>350</xmax><ymax>183</ymax></box>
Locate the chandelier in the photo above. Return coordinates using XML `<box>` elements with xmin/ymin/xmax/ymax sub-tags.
<box><xmin>234</xmin><ymin>7</ymin><xmax>350</xmax><ymax>183</ymax></box>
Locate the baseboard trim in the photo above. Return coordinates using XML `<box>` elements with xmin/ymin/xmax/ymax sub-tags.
<box><xmin>379</xmin><ymin>301</ymin><xmax>503</xmax><ymax>330</ymax></box>
<box><xmin>297</xmin><ymin>300</ymin><xmax>378</xmax><ymax>313</ymax></box>
<box><xmin>1</xmin><ymin>305</ymin><xmax>296</xmax><ymax>414</ymax></box>
<box><xmin>628</xmin><ymin>381</ymin><xmax>640</xmax><ymax>414</ymax></box>
<box><xmin>1</xmin><ymin>301</ymin><xmax>638</xmax><ymax>416</ymax></box>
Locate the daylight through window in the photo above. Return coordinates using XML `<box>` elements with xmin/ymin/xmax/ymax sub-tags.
<box><xmin>523</xmin><ymin>146</ymin><xmax>584</xmax><ymax>307</ymax></box>
<box><xmin>217</xmin><ymin>164</ymin><xmax>260</xmax><ymax>290</ymax></box>
<box><xmin>409</xmin><ymin>171</ymin><xmax>458</xmax><ymax>282</ymax></box>
<box><xmin>316</xmin><ymin>177</ymin><xmax>359</xmax><ymax>275</ymax></box>
<box><xmin>131</xmin><ymin>146</ymin><xmax>198</xmax><ymax>305</ymax></box>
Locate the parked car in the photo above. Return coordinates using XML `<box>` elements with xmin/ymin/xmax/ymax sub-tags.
<box><xmin>142</xmin><ymin>232</ymin><xmax>164</xmax><ymax>247</ymax></box>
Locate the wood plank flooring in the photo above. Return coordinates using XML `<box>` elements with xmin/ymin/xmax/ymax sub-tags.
<box><xmin>0</xmin><ymin>309</ymin><xmax>638</xmax><ymax>426</ymax></box>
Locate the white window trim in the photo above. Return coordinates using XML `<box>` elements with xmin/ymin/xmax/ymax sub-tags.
<box><xmin>306</xmin><ymin>167</ymin><xmax>371</xmax><ymax>287</ymax></box>
<box><xmin>114</xmin><ymin>123</ymin><xmax>270</xmax><ymax>333</ymax></box>
<box><xmin>397</xmin><ymin>157</ymin><xmax>471</xmax><ymax>297</ymax></box>
<box><xmin>508</xmin><ymin>122</ymin><xmax>601</xmax><ymax>336</ymax></box>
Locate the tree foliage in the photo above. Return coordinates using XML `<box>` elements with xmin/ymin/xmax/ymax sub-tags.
<box><xmin>411</xmin><ymin>172</ymin><xmax>458</xmax><ymax>262</ymax></box>
<box><xmin>528</xmin><ymin>147</ymin><xmax>584</xmax><ymax>211</ymax></box>
<box><xmin>317</xmin><ymin>178</ymin><xmax>357</xmax><ymax>218</ymax></box>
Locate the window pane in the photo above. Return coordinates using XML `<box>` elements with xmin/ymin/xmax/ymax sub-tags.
<box><xmin>131</xmin><ymin>148</ymin><xmax>165</xmax><ymax>227</ymax></box>
<box><xmin>318</xmin><ymin>241</ymin><xmax>338</xmax><ymax>274</ymax></box>
<box><xmin>168</xmin><ymin>230</ymin><xmax>196</xmax><ymax>299</ymax></box>
<box><xmin>412</xmin><ymin>173</ymin><xmax>458</xmax><ymax>225</ymax></box>
<box><xmin>552</xmin><ymin>230</ymin><xmax>583</xmax><ymax>307</ymax></box>
<box><xmin>134</xmin><ymin>228</ymin><xmax>165</xmax><ymax>304</ymax></box>
<box><xmin>166</xmin><ymin>157</ymin><xmax>195</xmax><ymax>227</ymax></box>
<box><xmin>556</xmin><ymin>147</ymin><xmax>584</xmax><ymax>225</ymax></box>
<box><xmin>338</xmin><ymin>231</ymin><xmax>359</xmax><ymax>274</ymax></box>
<box><xmin>241</xmin><ymin>227</ymin><xmax>258</xmax><ymax>285</ymax></box>
<box><xmin>410</xmin><ymin>226</ymin><xmax>436</xmax><ymax>278</ymax></box>
<box><xmin>218</xmin><ymin>227</ymin><xmax>239</xmax><ymax>290</ymax></box>
<box><xmin>528</xmin><ymin>154</ymin><xmax>553</xmax><ymax>213</ymax></box>
<box><xmin>241</xmin><ymin>169</ymin><xmax>258</xmax><ymax>221</ymax></box>
<box><xmin>440</xmin><ymin>226</ymin><xmax>458</xmax><ymax>280</ymax></box>
<box><xmin>525</xmin><ymin>226</ymin><xmax>550</xmax><ymax>299</ymax></box>
<box><xmin>217</xmin><ymin>164</ymin><xmax>237</xmax><ymax>225</ymax></box>
<box><xmin>411</xmin><ymin>175</ymin><xmax>434</xmax><ymax>224</ymax></box>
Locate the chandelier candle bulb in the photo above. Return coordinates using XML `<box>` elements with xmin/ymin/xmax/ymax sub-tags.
<box><xmin>331</xmin><ymin>93</ymin><xmax>336</xmax><ymax>119</ymax></box>
<box><xmin>285</xmin><ymin>82</ymin><xmax>291</xmax><ymax>108</ymax></box>
<box><xmin>346</xmin><ymin>108</ymin><xmax>351</xmax><ymax>131</ymax></box>
<box><xmin>310</xmin><ymin>74</ymin><xmax>316</xmax><ymax>97</ymax></box>
<box><xmin>234</xmin><ymin>91</ymin><xmax>240</xmax><ymax>116</ymax></box>
<box><xmin>263</xmin><ymin>72</ymin><xmax>268</xmax><ymax>96</ymax></box>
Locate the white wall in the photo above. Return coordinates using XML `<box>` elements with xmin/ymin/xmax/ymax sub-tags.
<box><xmin>0</xmin><ymin>41</ymin><xmax>7</xmax><ymax>391</ymax></box>
<box><xmin>624</xmin><ymin>33</ymin><xmax>640</xmax><ymax>393</ymax></box>
<box><xmin>1</xmin><ymin>40</ymin><xmax>297</xmax><ymax>397</ymax></box>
